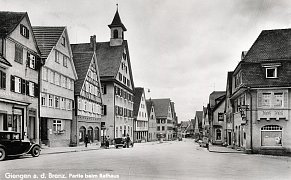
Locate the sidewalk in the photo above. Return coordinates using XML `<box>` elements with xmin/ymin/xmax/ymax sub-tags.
<box><xmin>41</xmin><ymin>143</ymin><xmax>102</xmax><ymax>155</ymax></box>
<box><xmin>208</xmin><ymin>144</ymin><xmax>244</xmax><ymax>153</ymax></box>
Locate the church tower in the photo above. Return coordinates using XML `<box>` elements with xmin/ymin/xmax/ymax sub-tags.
<box><xmin>108</xmin><ymin>6</ymin><xmax>127</xmax><ymax>46</ymax></box>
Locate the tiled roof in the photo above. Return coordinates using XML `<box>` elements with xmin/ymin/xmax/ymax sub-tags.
<box><xmin>96</xmin><ymin>41</ymin><xmax>124</xmax><ymax>78</ymax></box>
<box><xmin>244</xmin><ymin>28</ymin><xmax>291</xmax><ymax>62</ymax></box>
<box><xmin>151</xmin><ymin>98</ymin><xmax>171</xmax><ymax>118</ymax></box>
<box><xmin>0</xmin><ymin>11</ymin><xmax>26</xmax><ymax>38</ymax></box>
<box><xmin>32</xmin><ymin>26</ymin><xmax>65</xmax><ymax>59</ymax></box>
<box><xmin>0</xmin><ymin>56</ymin><xmax>12</xmax><ymax>67</ymax></box>
<box><xmin>108</xmin><ymin>10</ymin><xmax>127</xmax><ymax>31</ymax></box>
<box><xmin>209</xmin><ymin>91</ymin><xmax>225</xmax><ymax>108</ymax></box>
<box><xmin>71</xmin><ymin>43</ymin><xmax>94</xmax><ymax>94</ymax></box>
<box><xmin>133</xmin><ymin>87</ymin><xmax>144</xmax><ymax>117</ymax></box>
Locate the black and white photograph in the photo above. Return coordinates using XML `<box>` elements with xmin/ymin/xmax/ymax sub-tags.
<box><xmin>0</xmin><ymin>0</ymin><xmax>291</xmax><ymax>179</ymax></box>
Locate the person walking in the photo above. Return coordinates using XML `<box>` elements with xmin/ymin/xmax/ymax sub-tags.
<box><xmin>126</xmin><ymin>134</ymin><xmax>130</xmax><ymax>148</ymax></box>
<box><xmin>84</xmin><ymin>134</ymin><xmax>89</xmax><ymax>148</ymax></box>
<box><xmin>105</xmin><ymin>136</ymin><xmax>110</xmax><ymax>149</ymax></box>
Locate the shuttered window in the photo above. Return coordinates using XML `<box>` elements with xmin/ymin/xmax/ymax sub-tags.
<box><xmin>15</xmin><ymin>44</ymin><xmax>23</xmax><ymax>64</ymax></box>
<box><xmin>0</xmin><ymin>70</ymin><xmax>6</xmax><ymax>89</ymax></box>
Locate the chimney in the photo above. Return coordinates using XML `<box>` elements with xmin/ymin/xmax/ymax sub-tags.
<box><xmin>90</xmin><ymin>35</ymin><xmax>96</xmax><ymax>51</ymax></box>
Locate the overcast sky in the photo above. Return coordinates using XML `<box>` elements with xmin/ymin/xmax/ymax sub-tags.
<box><xmin>2</xmin><ymin>0</ymin><xmax>291</xmax><ymax>122</ymax></box>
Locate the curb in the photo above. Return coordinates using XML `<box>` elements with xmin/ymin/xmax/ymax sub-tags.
<box><xmin>41</xmin><ymin>147</ymin><xmax>102</xmax><ymax>155</ymax></box>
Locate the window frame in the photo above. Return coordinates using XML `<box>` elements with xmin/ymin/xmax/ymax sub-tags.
<box><xmin>266</xmin><ymin>67</ymin><xmax>277</xmax><ymax>78</ymax></box>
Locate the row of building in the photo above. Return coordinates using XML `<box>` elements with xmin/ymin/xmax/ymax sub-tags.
<box><xmin>192</xmin><ymin>28</ymin><xmax>291</xmax><ymax>155</ymax></box>
<box><xmin>0</xmin><ymin>10</ymin><xmax>178</xmax><ymax>147</ymax></box>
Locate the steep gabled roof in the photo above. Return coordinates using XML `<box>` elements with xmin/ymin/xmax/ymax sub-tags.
<box><xmin>209</xmin><ymin>91</ymin><xmax>226</xmax><ymax>109</ymax></box>
<box><xmin>108</xmin><ymin>10</ymin><xmax>127</xmax><ymax>31</ymax></box>
<box><xmin>151</xmin><ymin>98</ymin><xmax>171</xmax><ymax>118</ymax></box>
<box><xmin>133</xmin><ymin>87</ymin><xmax>144</xmax><ymax>117</ymax></box>
<box><xmin>32</xmin><ymin>26</ymin><xmax>65</xmax><ymax>58</ymax></box>
<box><xmin>0</xmin><ymin>11</ymin><xmax>26</xmax><ymax>38</ymax></box>
<box><xmin>71</xmin><ymin>43</ymin><xmax>94</xmax><ymax>94</ymax></box>
<box><xmin>244</xmin><ymin>28</ymin><xmax>291</xmax><ymax>62</ymax></box>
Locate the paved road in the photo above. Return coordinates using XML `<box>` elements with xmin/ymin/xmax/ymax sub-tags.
<box><xmin>1</xmin><ymin>139</ymin><xmax>291</xmax><ymax>180</ymax></box>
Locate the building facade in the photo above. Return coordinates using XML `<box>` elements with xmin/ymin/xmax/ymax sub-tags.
<box><xmin>152</xmin><ymin>98</ymin><xmax>174</xmax><ymax>140</ymax></box>
<box><xmin>97</xmin><ymin>9</ymin><xmax>135</xmax><ymax>142</ymax></box>
<box><xmin>71</xmin><ymin>35</ymin><xmax>103</xmax><ymax>146</ymax></box>
<box><xmin>133</xmin><ymin>87</ymin><xmax>149</xmax><ymax>142</ymax></box>
<box><xmin>229</xmin><ymin>29</ymin><xmax>291</xmax><ymax>155</ymax></box>
<box><xmin>146</xmin><ymin>99</ymin><xmax>157</xmax><ymax>142</ymax></box>
<box><xmin>0</xmin><ymin>12</ymin><xmax>41</xmax><ymax>143</ymax></box>
<box><xmin>33</xmin><ymin>26</ymin><xmax>78</xmax><ymax>147</ymax></box>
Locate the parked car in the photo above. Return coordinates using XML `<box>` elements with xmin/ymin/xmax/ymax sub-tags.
<box><xmin>114</xmin><ymin>137</ymin><xmax>134</xmax><ymax>148</ymax></box>
<box><xmin>0</xmin><ymin>131</ymin><xmax>41</xmax><ymax>161</ymax></box>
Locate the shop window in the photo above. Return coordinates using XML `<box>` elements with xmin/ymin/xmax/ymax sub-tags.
<box><xmin>216</xmin><ymin>129</ymin><xmax>222</xmax><ymax>140</ymax></box>
<box><xmin>261</xmin><ymin>125</ymin><xmax>282</xmax><ymax>146</ymax></box>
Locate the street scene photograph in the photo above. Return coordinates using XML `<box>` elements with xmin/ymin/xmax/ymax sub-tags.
<box><xmin>0</xmin><ymin>0</ymin><xmax>291</xmax><ymax>179</ymax></box>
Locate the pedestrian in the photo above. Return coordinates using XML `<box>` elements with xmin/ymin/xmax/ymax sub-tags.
<box><xmin>126</xmin><ymin>134</ymin><xmax>130</xmax><ymax>148</ymax></box>
<box><xmin>105</xmin><ymin>136</ymin><xmax>110</xmax><ymax>149</ymax></box>
<box><xmin>84</xmin><ymin>134</ymin><xmax>89</xmax><ymax>148</ymax></box>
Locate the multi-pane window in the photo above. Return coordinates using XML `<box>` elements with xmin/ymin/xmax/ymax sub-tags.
<box><xmin>48</xmin><ymin>95</ymin><xmax>53</xmax><ymax>107</ymax></box>
<box><xmin>27</xmin><ymin>52</ymin><xmax>36</xmax><ymax>69</ymax></box>
<box><xmin>274</xmin><ymin>93</ymin><xmax>283</xmax><ymax>107</ymax></box>
<box><xmin>55</xmin><ymin>73</ymin><xmax>60</xmax><ymax>86</ymax></box>
<box><xmin>67</xmin><ymin>99</ymin><xmax>72</xmax><ymax>110</ymax></box>
<box><xmin>42</xmin><ymin>68</ymin><xmax>48</xmax><ymax>81</ymax></box>
<box><xmin>15</xmin><ymin>77</ymin><xmax>21</xmax><ymax>93</ymax></box>
<box><xmin>48</xmin><ymin>70</ymin><xmax>54</xmax><ymax>83</ymax></box>
<box><xmin>41</xmin><ymin>93</ymin><xmax>47</xmax><ymax>106</ymax></box>
<box><xmin>53</xmin><ymin>120</ymin><xmax>62</xmax><ymax>131</ymax></box>
<box><xmin>20</xmin><ymin>24</ymin><xmax>29</xmax><ymax>38</ymax></box>
<box><xmin>60</xmin><ymin>98</ymin><xmax>66</xmax><ymax>110</ymax></box>
<box><xmin>15</xmin><ymin>44</ymin><xmax>23</xmax><ymax>64</ymax></box>
<box><xmin>0</xmin><ymin>70</ymin><xmax>6</xmax><ymax>89</ymax></box>
<box><xmin>29</xmin><ymin>82</ymin><xmax>34</xmax><ymax>96</ymax></box>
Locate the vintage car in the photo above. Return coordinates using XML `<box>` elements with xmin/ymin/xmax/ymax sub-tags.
<box><xmin>0</xmin><ymin>131</ymin><xmax>41</xmax><ymax>161</ymax></box>
<box><xmin>114</xmin><ymin>137</ymin><xmax>134</xmax><ymax>148</ymax></box>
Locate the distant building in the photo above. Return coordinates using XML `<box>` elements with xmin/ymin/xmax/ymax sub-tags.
<box><xmin>133</xmin><ymin>87</ymin><xmax>149</xmax><ymax>142</ymax></box>
<box><xmin>152</xmin><ymin>98</ymin><xmax>174</xmax><ymax>140</ymax></box>
<box><xmin>0</xmin><ymin>12</ymin><xmax>41</xmax><ymax>143</ymax></box>
<box><xmin>146</xmin><ymin>99</ymin><xmax>157</xmax><ymax>142</ymax></box>
<box><xmin>193</xmin><ymin>111</ymin><xmax>203</xmax><ymax>139</ymax></box>
<box><xmin>33</xmin><ymin>26</ymin><xmax>78</xmax><ymax>147</ymax></box>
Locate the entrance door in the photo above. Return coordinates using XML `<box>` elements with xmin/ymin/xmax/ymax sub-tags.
<box><xmin>40</xmin><ymin>118</ymin><xmax>48</xmax><ymax>143</ymax></box>
<box><xmin>228</xmin><ymin>132</ymin><xmax>232</xmax><ymax>145</ymax></box>
<box><xmin>28</xmin><ymin>116</ymin><xmax>35</xmax><ymax>141</ymax></box>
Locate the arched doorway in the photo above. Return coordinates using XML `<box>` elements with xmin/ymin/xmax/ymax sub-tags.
<box><xmin>79</xmin><ymin>126</ymin><xmax>86</xmax><ymax>142</ymax></box>
<box><xmin>94</xmin><ymin>127</ymin><xmax>100</xmax><ymax>141</ymax></box>
<box><xmin>88</xmin><ymin>126</ymin><xmax>93</xmax><ymax>143</ymax></box>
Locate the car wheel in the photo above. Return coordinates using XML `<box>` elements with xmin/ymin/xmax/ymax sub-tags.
<box><xmin>0</xmin><ymin>147</ymin><xmax>6</xmax><ymax>161</ymax></box>
<box><xmin>31</xmin><ymin>146</ymin><xmax>40</xmax><ymax>157</ymax></box>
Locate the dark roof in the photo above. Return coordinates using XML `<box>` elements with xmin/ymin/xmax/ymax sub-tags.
<box><xmin>209</xmin><ymin>91</ymin><xmax>226</xmax><ymax>108</ymax></box>
<box><xmin>151</xmin><ymin>98</ymin><xmax>171</xmax><ymax>118</ymax></box>
<box><xmin>0</xmin><ymin>56</ymin><xmax>12</xmax><ymax>67</ymax></box>
<box><xmin>108</xmin><ymin>10</ymin><xmax>127</xmax><ymax>31</ymax></box>
<box><xmin>195</xmin><ymin>111</ymin><xmax>203</xmax><ymax>123</ymax></box>
<box><xmin>133</xmin><ymin>87</ymin><xmax>144</xmax><ymax>117</ymax></box>
<box><xmin>244</xmin><ymin>28</ymin><xmax>291</xmax><ymax>62</ymax></box>
<box><xmin>0</xmin><ymin>11</ymin><xmax>26</xmax><ymax>38</ymax></box>
<box><xmin>71</xmin><ymin>43</ymin><xmax>94</xmax><ymax>94</ymax></box>
<box><xmin>32</xmin><ymin>26</ymin><xmax>65</xmax><ymax>58</ymax></box>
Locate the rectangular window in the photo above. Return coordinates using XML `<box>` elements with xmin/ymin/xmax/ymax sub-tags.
<box><xmin>55</xmin><ymin>96</ymin><xmax>60</xmax><ymax>109</ymax></box>
<box><xmin>61</xmin><ymin>75</ymin><xmax>66</xmax><ymax>88</ymax></box>
<box><xmin>63</xmin><ymin>56</ymin><xmax>68</xmax><ymax>67</ymax></box>
<box><xmin>127</xmin><ymin>79</ymin><xmax>130</xmax><ymax>87</ymax></box>
<box><xmin>266</xmin><ymin>68</ymin><xmax>277</xmax><ymax>78</ymax></box>
<box><xmin>67</xmin><ymin>99</ymin><xmax>72</xmax><ymax>110</ymax></box>
<box><xmin>15</xmin><ymin>44</ymin><xmax>23</xmax><ymax>64</ymax></box>
<box><xmin>53</xmin><ymin>120</ymin><xmax>62</xmax><ymax>131</ymax></box>
<box><xmin>123</xmin><ymin>76</ymin><xmax>126</xmax><ymax>84</ymax></box>
<box><xmin>70</xmin><ymin>79</ymin><xmax>74</xmax><ymax>90</ymax></box>
<box><xmin>262</xmin><ymin>93</ymin><xmax>271</xmax><ymax>107</ymax></box>
<box><xmin>67</xmin><ymin>78</ymin><xmax>71</xmax><ymax>89</ymax></box>
<box><xmin>55</xmin><ymin>50</ymin><xmax>60</xmax><ymax>63</ymax></box>
<box><xmin>42</xmin><ymin>68</ymin><xmax>48</xmax><ymax>81</ymax></box>
<box><xmin>41</xmin><ymin>93</ymin><xmax>47</xmax><ymax>106</ymax></box>
<box><xmin>20</xmin><ymin>24</ymin><xmax>29</xmax><ymax>38</ymax></box>
<box><xmin>27</xmin><ymin>52</ymin><xmax>36</xmax><ymax>69</ymax></box>
<box><xmin>101</xmin><ymin>84</ymin><xmax>107</xmax><ymax>94</ymax></box>
<box><xmin>29</xmin><ymin>82</ymin><xmax>34</xmax><ymax>96</ymax></box>
<box><xmin>55</xmin><ymin>73</ymin><xmax>60</xmax><ymax>86</ymax></box>
<box><xmin>15</xmin><ymin>77</ymin><xmax>21</xmax><ymax>93</ymax></box>
<box><xmin>274</xmin><ymin>93</ymin><xmax>283</xmax><ymax>107</ymax></box>
<box><xmin>61</xmin><ymin>97</ymin><xmax>66</xmax><ymax>110</ymax></box>
<box><xmin>218</xmin><ymin>113</ymin><xmax>224</xmax><ymax>121</ymax></box>
<box><xmin>61</xmin><ymin>36</ymin><xmax>66</xmax><ymax>47</ymax></box>
<box><xmin>118</xmin><ymin>73</ymin><xmax>122</xmax><ymax>81</ymax></box>
<box><xmin>0</xmin><ymin>70</ymin><xmax>6</xmax><ymax>89</ymax></box>
<box><xmin>48</xmin><ymin>95</ymin><xmax>53</xmax><ymax>107</ymax></box>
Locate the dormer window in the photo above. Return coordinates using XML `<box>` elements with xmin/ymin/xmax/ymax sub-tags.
<box><xmin>266</xmin><ymin>67</ymin><xmax>277</xmax><ymax>78</ymax></box>
<box><xmin>113</xmin><ymin>30</ymin><xmax>118</xmax><ymax>39</ymax></box>
<box><xmin>262</xmin><ymin>63</ymin><xmax>281</xmax><ymax>79</ymax></box>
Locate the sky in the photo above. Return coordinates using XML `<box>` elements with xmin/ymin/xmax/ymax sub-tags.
<box><xmin>2</xmin><ymin>0</ymin><xmax>291</xmax><ymax>122</ymax></box>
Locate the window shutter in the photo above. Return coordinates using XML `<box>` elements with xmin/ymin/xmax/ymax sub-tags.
<box><xmin>21</xmin><ymin>79</ymin><xmax>26</xmax><ymax>94</ymax></box>
<box><xmin>26</xmin><ymin>29</ymin><xmax>29</xmax><ymax>38</ymax></box>
<box><xmin>36</xmin><ymin>56</ymin><xmax>41</xmax><ymax>70</ymax></box>
<box><xmin>104</xmin><ymin>84</ymin><xmax>107</xmax><ymax>94</ymax></box>
<box><xmin>34</xmin><ymin>83</ymin><xmax>39</xmax><ymax>97</ymax></box>
<box><xmin>284</xmin><ymin>91</ymin><xmax>288</xmax><ymax>107</ymax></box>
<box><xmin>27</xmin><ymin>52</ymin><xmax>30</xmax><ymax>67</ymax></box>
<box><xmin>20</xmin><ymin>24</ymin><xmax>23</xmax><ymax>35</ymax></box>
<box><xmin>26</xmin><ymin>81</ymin><xmax>29</xmax><ymax>95</ymax></box>
<box><xmin>10</xmin><ymin>75</ymin><xmax>15</xmax><ymax>92</ymax></box>
<box><xmin>257</xmin><ymin>91</ymin><xmax>262</xmax><ymax>108</ymax></box>
<box><xmin>104</xmin><ymin>105</ymin><xmax>107</xmax><ymax>115</ymax></box>
<box><xmin>2</xmin><ymin>72</ymin><xmax>6</xmax><ymax>89</ymax></box>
